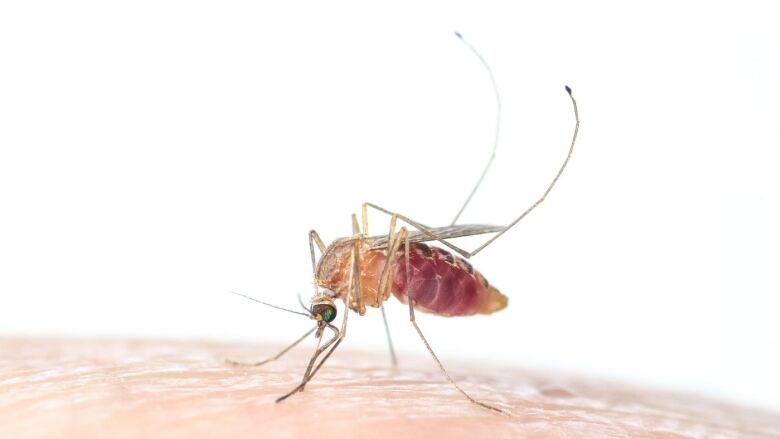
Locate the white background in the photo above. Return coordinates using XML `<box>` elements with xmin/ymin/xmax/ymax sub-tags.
<box><xmin>1</xmin><ymin>1</ymin><xmax>778</xmax><ymax>412</ymax></box>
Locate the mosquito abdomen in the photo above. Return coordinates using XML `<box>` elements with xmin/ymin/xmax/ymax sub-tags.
<box><xmin>391</xmin><ymin>242</ymin><xmax>508</xmax><ymax>316</ymax></box>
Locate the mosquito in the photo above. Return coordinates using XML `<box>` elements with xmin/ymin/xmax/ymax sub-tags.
<box><xmin>226</xmin><ymin>32</ymin><xmax>580</xmax><ymax>414</ymax></box>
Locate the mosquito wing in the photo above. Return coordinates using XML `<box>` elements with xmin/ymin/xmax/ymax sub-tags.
<box><xmin>368</xmin><ymin>224</ymin><xmax>504</xmax><ymax>249</ymax></box>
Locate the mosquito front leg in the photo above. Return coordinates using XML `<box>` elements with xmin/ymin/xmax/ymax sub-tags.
<box><xmin>309</xmin><ymin>229</ymin><xmax>327</xmax><ymax>295</ymax></box>
<box><xmin>276</xmin><ymin>323</ymin><xmax>339</xmax><ymax>402</ymax></box>
<box><xmin>296</xmin><ymin>239</ymin><xmax>364</xmax><ymax>385</ymax></box>
<box><xmin>225</xmin><ymin>326</ymin><xmax>317</xmax><ymax>367</ymax></box>
<box><xmin>284</xmin><ymin>237</ymin><xmax>361</xmax><ymax>398</ymax></box>
<box><xmin>223</xmin><ymin>291</ymin><xmax>315</xmax><ymax>367</ymax></box>
<box><xmin>226</xmin><ymin>230</ymin><xmax>327</xmax><ymax>371</ymax></box>
<box><xmin>299</xmin><ymin>238</ymin><xmax>362</xmax><ymax>382</ymax></box>
<box><xmin>397</xmin><ymin>226</ymin><xmax>504</xmax><ymax>413</ymax></box>
<box><xmin>277</xmin><ymin>335</ymin><xmax>344</xmax><ymax>401</ymax></box>
<box><xmin>306</xmin><ymin>236</ymin><xmax>365</xmax><ymax>377</ymax></box>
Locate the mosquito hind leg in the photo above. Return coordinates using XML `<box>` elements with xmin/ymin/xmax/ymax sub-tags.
<box><xmin>450</xmin><ymin>32</ymin><xmax>502</xmax><ymax>226</ymax></box>
<box><xmin>363</xmin><ymin>88</ymin><xmax>579</xmax><ymax>259</ymax></box>
<box><xmin>364</xmin><ymin>202</ymin><xmax>475</xmax><ymax>258</ymax></box>
<box><xmin>396</xmin><ymin>226</ymin><xmax>504</xmax><ymax>413</ymax></box>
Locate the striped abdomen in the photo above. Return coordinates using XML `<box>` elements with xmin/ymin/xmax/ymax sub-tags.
<box><xmin>315</xmin><ymin>239</ymin><xmax>507</xmax><ymax>317</ymax></box>
<box><xmin>390</xmin><ymin>242</ymin><xmax>507</xmax><ymax>316</ymax></box>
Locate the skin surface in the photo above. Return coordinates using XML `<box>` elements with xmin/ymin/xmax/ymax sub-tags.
<box><xmin>1</xmin><ymin>338</ymin><xmax>778</xmax><ymax>439</ymax></box>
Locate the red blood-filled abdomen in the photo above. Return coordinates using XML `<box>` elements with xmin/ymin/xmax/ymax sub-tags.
<box><xmin>390</xmin><ymin>242</ymin><xmax>507</xmax><ymax>316</ymax></box>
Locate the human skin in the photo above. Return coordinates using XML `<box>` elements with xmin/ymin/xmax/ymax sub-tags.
<box><xmin>1</xmin><ymin>338</ymin><xmax>777</xmax><ymax>439</ymax></box>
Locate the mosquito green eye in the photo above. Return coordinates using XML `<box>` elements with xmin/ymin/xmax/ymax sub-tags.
<box><xmin>311</xmin><ymin>303</ymin><xmax>337</xmax><ymax>322</ymax></box>
<box><xmin>322</xmin><ymin>307</ymin><xmax>336</xmax><ymax>322</ymax></box>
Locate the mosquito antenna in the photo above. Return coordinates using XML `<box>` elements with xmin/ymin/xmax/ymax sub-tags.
<box><xmin>228</xmin><ymin>291</ymin><xmax>311</xmax><ymax>317</ymax></box>
<box><xmin>450</xmin><ymin>31</ymin><xmax>502</xmax><ymax>225</ymax></box>
<box><xmin>297</xmin><ymin>291</ymin><xmax>315</xmax><ymax>316</ymax></box>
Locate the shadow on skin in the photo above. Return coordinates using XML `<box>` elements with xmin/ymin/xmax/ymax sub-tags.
<box><xmin>1</xmin><ymin>337</ymin><xmax>778</xmax><ymax>439</ymax></box>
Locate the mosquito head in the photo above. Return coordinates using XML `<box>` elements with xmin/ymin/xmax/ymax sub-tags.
<box><xmin>310</xmin><ymin>294</ymin><xmax>337</xmax><ymax>324</ymax></box>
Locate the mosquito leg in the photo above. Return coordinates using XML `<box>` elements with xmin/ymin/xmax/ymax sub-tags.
<box><xmin>280</xmin><ymin>312</ymin><xmax>350</xmax><ymax>400</ymax></box>
<box><xmin>351</xmin><ymin>213</ymin><xmax>361</xmax><ymax>235</ymax></box>
<box><xmin>276</xmin><ymin>228</ymin><xmax>331</xmax><ymax>396</ymax></box>
<box><xmin>375</xmin><ymin>214</ymin><xmax>400</xmax><ymax>302</ymax></box>
<box><xmin>276</xmin><ymin>335</ymin><xmax>344</xmax><ymax>402</ymax></box>
<box><xmin>450</xmin><ymin>32</ymin><xmax>502</xmax><ymax>226</ymax></box>
<box><xmin>225</xmin><ymin>326</ymin><xmax>317</xmax><ymax>367</ymax></box>
<box><xmin>342</xmin><ymin>235</ymin><xmax>362</xmax><ymax>330</ymax></box>
<box><xmin>283</xmin><ymin>274</ymin><xmax>355</xmax><ymax>396</ymax></box>
<box><xmin>349</xmin><ymin>234</ymin><xmax>364</xmax><ymax>315</ymax></box>
<box><xmin>374</xmin><ymin>214</ymin><xmax>404</xmax><ymax>367</ymax></box>
<box><xmin>361</xmin><ymin>203</ymin><xmax>369</xmax><ymax>236</ymax></box>
<box><xmin>299</xmin><ymin>326</ymin><xmax>325</xmax><ymax>387</ymax></box>
<box><xmin>277</xmin><ymin>323</ymin><xmax>339</xmax><ymax>402</ymax></box>
<box><xmin>364</xmin><ymin>202</ymin><xmax>473</xmax><ymax>258</ymax></box>
<box><xmin>285</xmin><ymin>237</ymin><xmax>359</xmax><ymax>396</ymax></box>
<box><xmin>297</xmin><ymin>234</ymin><xmax>360</xmax><ymax>393</ymax></box>
<box><xmin>363</xmin><ymin>90</ymin><xmax>577</xmax><ymax>259</ymax></box>
<box><xmin>398</xmin><ymin>226</ymin><xmax>504</xmax><ymax>413</ymax></box>
<box><xmin>380</xmin><ymin>305</ymin><xmax>398</xmax><ymax>367</ymax></box>
<box><xmin>289</xmin><ymin>287</ymin><xmax>350</xmax><ymax>393</ymax></box>
<box><xmin>309</xmin><ymin>230</ymin><xmax>326</xmax><ymax>296</ymax></box>
<box><xmin>309</xmin><ymin>230</ymin><xmax>327</xmax><ymax>255</ymax></box>
<box><xmin>466</xmin><ymin>88</ymin><xmax>579</xmax><ymax>256</ymax></box>
<box><xmin>363</xmin><ymin>88</ymin><xmax>579</xmax><ymax>259</ymax></box>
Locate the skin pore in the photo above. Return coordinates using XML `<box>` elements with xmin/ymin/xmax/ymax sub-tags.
<box><xmin>1</xmin><ymin>337</ymin><xmax>778</xmax><ymax>439</ymax></box>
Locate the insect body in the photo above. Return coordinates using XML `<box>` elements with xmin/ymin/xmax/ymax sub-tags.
<box><xmin>317</xmin><ymin>238</ymin><xmax>507</xmax><ymax>317</ymax></box>
<box><xmin>227</xmin><ymin>33</ymin><xmax>580</xmax><ymax>414</ymax></box>
<box><xmin>391</xmin><ymin>242</ymin><xmax>508</xmax><ymax>316</ymax></box>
